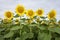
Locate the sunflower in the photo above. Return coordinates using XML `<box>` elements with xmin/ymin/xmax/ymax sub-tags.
<box><xmin>15</xmin><ymin>4</ymin><xmax>25</xmax><ymax>16</ymax></box>
<box><xmin>48</xmin><ymin>10</ymin><xmax>56</xmax><ymax>19</ymax></box>
<box><xmin>26</xmin><ymin>9</ymin><xmax>35</xmax><ymax>18</ymax></box>
<box><xmin>15</xmin><ymin>18</ymin><xmax>20</xmax><ymax>25</ymax></box>
<box><xmin>36</xmin><ymin>8</ymin><xmax>44</xmax><ymax>16</ymax></box>
<box><xmin>3</xmin><ymin>18</ymin><xmax>12</xmax><ymax>24</ymax></box>
<box><xmin>4</xmin><ymin>11</ymin><xmax>13</xmax><ymax>20</ymax></box>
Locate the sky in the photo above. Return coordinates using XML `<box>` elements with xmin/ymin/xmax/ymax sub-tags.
<box><xmin>0</xmin><ymin>0</ymin><xmax>60</xmax><ymax>20</ymax></box>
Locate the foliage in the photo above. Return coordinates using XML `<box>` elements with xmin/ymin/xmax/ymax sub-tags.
<box><xmin>0</xmin><ymin>4</ymin><xmax>60</xmax><ymax>40</ymax></box>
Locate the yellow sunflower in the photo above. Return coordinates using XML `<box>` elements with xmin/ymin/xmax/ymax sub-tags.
<box><xmin>36</xmin><ymin>8</ymin><xmax>44</xmax><ymax>16</ymax></box>
<box><xmin>26</xmin><ymin>9</ymin><xmax>35</xmax><ymax>18</ymax></box>
<box><xmin>15</xmin><ymin>4</ymin><xmax>25</xmax><ymax>16</ymax></box>
<box><xmin>48</xmin><ymin>10</ymin><xmax>56</xmax><ymax>19</ymax></box>
<box><xmin>4</xmin><ymin>11</ymin><xmax>13</xmax><ymax>20</ymax></box>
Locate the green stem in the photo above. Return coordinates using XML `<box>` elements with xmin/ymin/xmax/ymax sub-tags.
<box><xmin>29</xmin><ymin>23</ymin><xmax>32</xmax><ymax>32</ymax></box>
<box><xmin>20</xmin><ymin>29</ymin><xmax>21</xmax><ymax>36</ymax></box>
<box><xmin>20</xmin><ymin>16</ymin><xmax>22</xmax><ymax>35</ymax></box>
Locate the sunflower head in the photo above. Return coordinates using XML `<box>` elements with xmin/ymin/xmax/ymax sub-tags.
<box><xmin>36</xmin><ymin>8</ymin><xmax>44</xmax><ymax>16</ymax></box>
<box><xmin>3</xmin><ymin>18</ymin><xmax>12</xmax><ymax>24</ymax></box>
<box><xmin>4</xmin><ymin>11</ymin><xmax>13</xmax><ymax>20</ymax></box>
<box><xmin>26</xmin><ymin>9</ymin><xmax>35</xmax><ymax>18</ymax></box>
<box><xmin>15</xmin><ymin>4</ymin><xmax>25</xmax><ymax>16</ymax></box>
<box><xmin>48</xmin><ymin>10</ymin><xmax>56</xmax><ymax>19</ymax></box>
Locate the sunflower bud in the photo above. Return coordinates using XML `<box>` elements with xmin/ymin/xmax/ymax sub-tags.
<box><xmin>36</xmin><ymin>18</ymin><xmax>40</xmax><ymax>22</ymax></box>
<box><xmin>41</xmin><ymin>21</ymin><xmax>45</xmax><ymax>24</ymax></box>
<box><xmin>15</xmin><ymin>18</ymin><xmax>20</xmax><ymax>25</ymax></box>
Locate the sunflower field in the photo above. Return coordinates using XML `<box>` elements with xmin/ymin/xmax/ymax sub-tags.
<box><xmin>0</xmin><ymin>4</ymin><xmax>60</xmax><ymax>40</ymax></box>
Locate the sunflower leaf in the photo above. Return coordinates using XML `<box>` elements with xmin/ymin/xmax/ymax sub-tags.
<box><xmin>10</xmin><ymin>26</ymin><xmax>21</xmax><ymax>31</ymax></box>
<box><xmin>55</xmin><ymin>37</ymin><xmax>60</xmax><ymax>40</ymax></box>
<box><xmin>14</xmin><ymin>14</ymin><xmax>19</xmax><ymax>18</ymax></box>
<box><xmin>48</xmin><ymin>27</ymin><xmax>60</xmax><ymax>34</ymax></box>
<box><xmin>38</xmin><ymin>32</ymin><xmax>51</xmax><ymax>40</ymax></box>
<box><xmin>0</xmin><ymin>35</ymin><xmax>4</xmax><ymax>40</ymax></box>
<box><xmin>15</xmin><ymin>37</ymin><xmax>20</xmax><ymax>40</ymax></box>
<box><xmin>4</xmin><ymin>31</ymin><xmax>14</xmax><ymax>38</ymax></box>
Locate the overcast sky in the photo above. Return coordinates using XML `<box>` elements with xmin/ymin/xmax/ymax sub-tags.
<box><xmin>0</xmin><ymin>0</ymin><xmax>60</xmax><ymax>20</ymax></box>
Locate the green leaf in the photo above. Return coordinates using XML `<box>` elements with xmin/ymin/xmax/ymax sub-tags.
<box><xmin>10</xmin><ymin>26</ymin><xmax>21</xmax><ymax>31</ymax></box>
<box><xmin>55</xmin><ymin>37</ymin><xmax>60</xmax><ymax>40</ymax></box>
<box><xmin>39</xmin><ymin>26</ymin><xmax>47</xmax><ymax>30</ymax></box>
<box><xmin>20</xmin><ymin>31</ymin><xmax>33</xmax><ymax>40</ymax></box>
<box><xmin>40</xmin><ymin>16</ymin><xmax>47</xmax><ymax>19</ymax></box>
<box><xmin>48</xmin><ymin>27</ymin><xmax>60</xmax><ymax>34</ymax></box>
<box><xmin>32</xmin><ymin>26</ymin><xmax>40</xmax><ymax>33</ymax></box>
<box><xmin>38</xmin><ymin>32</ymin><xmax>45</xmax><ymax>40</ymax></box>
<box><xmin>15</xmin><ymin>37</ymin><xmax>20</xmax><ymax>40</ymax></box>
<box><xmin>0</xmin><ymin>28</ymin><xmax>5</xmax><ymax>32</ymax></box>
<box><xmin>22</xmin><ymin>26</ymin><xmax>30</xmax><ymax>32</ymax></box>
<box><xmin>20</xmin><ymin>31</ymin><xmax>28</xmax><ymax>40</ymax></box>
<box><xmin>4</xmin><ymin>31</ymin><xmax>14</xmax><ymax>38</ymax></box>
<box><xmin>19</xmin><ymin>38</ymin><xmax>25</xmax><ymax>40</ymax></box>
<box><xmin>43</xmin><ymin>33</ymin><xmax>51</xmax><ymax>40</ymax></box>
<box><xmin>33</xmin><ymin>16</ymin><xmax>37</xmax><ymax>19</ymax></box>
<box><xmin>38</xmin><ymin>32</ymin><xmax>51</xmax><ymax>40</ymax></box>
<box><xmin>0</xmin><ymin>35</ymin><xmax>4</xmax><ymax>40</ymax></box>
<box><xmin>28</xmin><ymin>32</ymin><xmax>34</xmax><ymax>38</ymax></box>
<box><xmin>29</xmin><ymin>24</ymin><xmax>37</xmax><ymax>27</ymax></box>
<box><xmin>50</xmin><ymin>18</ymin><xmax>57</xmax><ymax>22</ymax></box>
<box><xmin>14</xmin><ymin>14</ymin><xmax>19</xmax><ymax>18</ymax></box>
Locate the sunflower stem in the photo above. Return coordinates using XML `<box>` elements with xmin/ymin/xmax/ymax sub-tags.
<box><xmin>20</xmin><ymin>16</ymin><xmax>22</xmax><ymax>36</ymax></box>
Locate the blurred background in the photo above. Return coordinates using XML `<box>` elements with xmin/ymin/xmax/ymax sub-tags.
<box><xmin>0</xmin><ymin>0</ymin><xmax>60</xmax><ymax>20</ymax></box>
